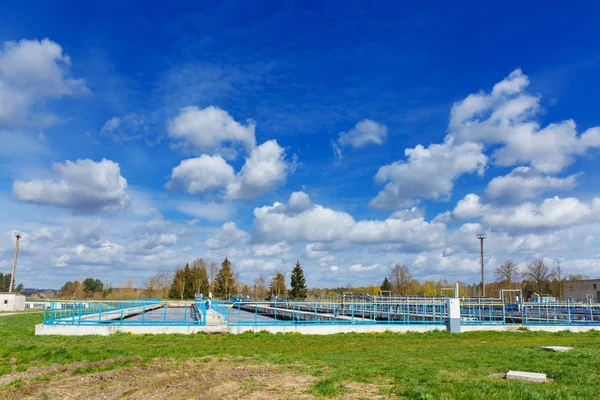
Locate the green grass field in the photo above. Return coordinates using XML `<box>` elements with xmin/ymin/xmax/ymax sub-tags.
<box><xmin>1</xmin><ymin>313</ymin><xmax>599</xmax><ymax>399</ymax></box>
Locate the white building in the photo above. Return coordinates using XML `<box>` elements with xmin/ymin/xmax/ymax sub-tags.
<box><xmin>0</xmin><ymin>293</ymin><xmax>26</xmax><ymax>312</ymax></box>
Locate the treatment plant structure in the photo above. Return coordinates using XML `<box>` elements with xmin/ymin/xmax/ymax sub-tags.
<box><xmin>35</xmin><ymin>285</ymin><xmax>600</xmax><ymax>336</ymax></box>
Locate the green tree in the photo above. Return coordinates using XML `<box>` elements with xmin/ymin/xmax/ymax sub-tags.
<box><xmin>183</xmin><ymin>263</ymin><xmax>195</xmax><ymax>299</ymax></box>
<box><xmin>59</xmin><ymin>280</ymin><xmax>84</xmax><ymax>298</ymax></box>
<box><xmin>214</xmin><ymin>257</ymin><xmax>236</xmax><ymax>300</ymax></box>
<box><xmin>289</xmin><ymin>260</ymin><xmax>307</xmax><ymax>299</ymax></box>
<box><xmin>380</xmin><ymin>277</ymin><xmax>392</xmax><ymax>293</ymax></box>
<box><xmin>268</xmin><ymin>272</ymin><xmax>287</xmax><ymax>300</ymax></box>
<box><xmin>191</xmin><ymin>258</ymin><xmax>210</xmax><ymax>297</ymax></box>
<box><xmin>0</xmin><ymin>272</ymin><xmax>22</xmax><ymax>292</ymax></box>
<box><xmin>83</xmin><ymin>278</ymin><xmax>104</xmax><ymax>295</ymax></box>
<box><xmin>169</xmin><ymin>267</ymin><xmax>187</xmax><ymax>300</ymax></box>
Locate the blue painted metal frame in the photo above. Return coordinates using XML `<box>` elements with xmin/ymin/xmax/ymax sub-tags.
<box><xmin>43</xmin><ymin>298</ymin><xmax>600</xmax><ymax>328</ymax></box>
<box><xmin>43</xmin><ymin>299</ymin><xmax>207</xmax><ymax>326</ymax></box>
<box><xmin>212</xmin><ymin>300</ymin><xmax>448</xmax><ymax>326</ymax></box>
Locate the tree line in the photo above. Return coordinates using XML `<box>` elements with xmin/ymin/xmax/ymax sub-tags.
<box><xmin>165</xmin><ymin>258</ymin><xmax>308</xmax><ymax>300</ymax></box>
<box><xmin>0</xmin><ymin>272</ymin><xmax>23</xmax><ymax>293</ymax></box>
<box><xmin>51</xmin><ymin>257</ymin><xmax>589</xmax><ymax>301</ymax></box>
<box><xmin>379</xmin><ymin>259</ymin><xmax>589</xmax><ymax>300</ymax></box>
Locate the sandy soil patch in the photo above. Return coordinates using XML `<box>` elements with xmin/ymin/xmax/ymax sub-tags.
<box><xmin>0</xmin><ymin>357</ymin><xmax>393</xmax><ymax>399</ymax></box>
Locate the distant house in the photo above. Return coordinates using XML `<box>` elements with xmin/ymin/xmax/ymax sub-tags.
<box><xmin>564</xmin><ymin>279</ymin><xmax>600</xmax><ymax>303</ymax></box>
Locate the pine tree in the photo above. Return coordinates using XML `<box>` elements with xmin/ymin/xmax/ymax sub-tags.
<box><xmin>183</xmin><ymin>263</ymin><xmax>195</xmax><ymax>299</ymax></box>
<box><xmin>168</xmin><ymin>267</ymin><xmax>187</xmax><ymax>299</ymax></box>
<box><xmin>268</xmin><ymin>272</ymin><xmax>287</xmax><ymax>300</ymax></box>
<box><xmin>380</xmin><ymin>277</ymin><xmax>392</xmax><ymax>293</ymax></box>
<box><xmin>191</xmin><ymin>258</ymin><xmax>209</xmax><ymax>297</ymax></box>
<box><xmin>214</xmin><ymin>257</ymin><xmax>236</xmax><ymax>300</ymax></box>
<box><xmin>289</xmin><ymin>260</ymin><xmax>307</xmax><ymax>299</ymax></box>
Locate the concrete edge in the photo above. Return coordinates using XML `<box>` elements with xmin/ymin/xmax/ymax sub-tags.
<box><xmin>35</xmin><ymin>323</ymin><xmax>600</xmax><ymax>336</ymax></box>
<box><xmin>35</xmin><ymin>324</ymin><xmax>229</xmax><ymax>336</ymax></box>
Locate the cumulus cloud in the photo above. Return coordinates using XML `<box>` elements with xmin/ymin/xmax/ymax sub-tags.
<box><xmin>225</xmin><ymin>140</ymin><xmax>287</xmax><ymax>200</ymax></box>
<box><xmin>253</xmin><ymin>200</ymin><xmax>354</xmax><ymax>242</ymax></box>
<box><xmin>167</xmin><ymin>140</ymin><xmax>288</xmax><ymax>200</ymax></box>
<box><xmin>166</xmin><ymin>154</ymin><xmax>235</xmax><ymax>193</ymax></box>
<box><xmin>203</xmin><ymin>222</ymin><xmax>251</xmax><ymax>249</ymax></box>
<box><xmin>449</xmin><ymin>68</ymin><xmax>600</xmax><ymax>173</ymax></box>
<box><xmin>349</xmin><ymin>263</ymin><xmax>383</xmax><ymax>272</ymax></box>
<box><xmin>12</xmin><ymin>159</ymin><xmax>129</xmax><ymax>213</ymax></box>
<box><xmin>253</xmin><ymin>192</ymin><xmax>446</xmax><ymax>252</ymax></box>
<box><xmin>483</xmin><ymin>196</ymin><xmax>600</xmax><ymax>230</ymax></box>
<box><xmin>371</xmin><ymin>139</ymin><xmax>487</xmax><ymax>208</ymax></box>
<box><xmin>251</xmin><ymin>241</ymin><xmax>291</xmax><ymax>257</ymax></box>
<box><xmin>167</xmin><ymin>106</ymin><xmax>256</xmax><ymax>157</ymax></box>
<box><xmin>0</xmin><ymin>38</ymin><xmax>89</xmax><ymax>128</ymax></box>
<box><xmin>337</xmin><ymin>119</ymin><xmax>388</xmax><ymax>148</ymax></box>
<box><xmin>485</xmin><ymin>167</ymin><xmax>581</xmax><ymax>204</ymax></box>
<box><xmin>452</xmin><ymin>194</ymin><xmax>485</xmax><ymax>220</ymax></box>
<box><xmin>438</xmin><ymin>192</ymin><xmax>600</xmax><ymax>231</ymax></box>
<box><xmin>371</xmin><ymin>69</ymin><xmax>600</xmax><ymax>209</ymax></box>
<box><xmin>390</xmin><ymin>207</ymin><xmax>425</xmax><ymax>221</ymax></box>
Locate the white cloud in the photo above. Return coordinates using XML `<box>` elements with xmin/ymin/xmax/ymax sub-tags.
<box><xmin>166</xmin><ymin>155</ymin><xmax>235</xmax><ymax>193</ymax></box>
<box><xmin>371</xmin><ymin>139</ymin><xmax>487</xmax><ymax>208</ymax></box>
<box><xmin>450</xmin><ymin>68</ymin><xmax>600</xmax><ymax>174</ymax></box>
<box><xmin>349</xmin><ymin>263</ymin><xmax>383</xmax><ymax>272</ymax></box>
<box><xmin>253</xmin><ymin>192</ymin><xmax>446</xmax><ymax>252</ymax></box>
<box><xmin>439</xmin><ymin>192</ymin><xmax>600</xmax><ymax>232</ymax></box>
<box><xmin>371</xmin><ymin>69</ymin><xmax>600</xmax><ymax>209</ymax></box>
<box><xmin>99</xmin><ymin>114</ymin><xmax>149</xmax><ymax>143</ymax></box>
<box><xmin>251</xmin><ymin>241</ymin><xmax>291</xmax><ymax>257</ymax></box>
<box><xmin>452</xmin><ymin>194</ymin><xmax>484</xmax><ymax>220</ymax></box>
<box><xmin>101</xmin><ymin>117</ymin><xmax>120</xmax><ymax>134</ymax></box>
<box><xmin>167</xmin><ymin>140</ymin><xmax>288</xmax><ymax>201</ymax></box>
<box><xmin>253</xmin><ymin>193</ymin><xmax>355</xmax><ymax>243</ymax></box>
<box><xmin>483</xmin><ymin>196</ymin><xmax>600</xmax><ymax>230</ymax></box>
<box><xmin>167</xmin><ymin>106</ymin><xmax>256</xmax><ymax>157</ymax></box>
<box><xmin>203</xmin><ymin>222</ymin><xmax>251</xmax><ymax>249</ymax></box>
<box><xmin>337</xmin><ymin>119</ymin><xmax>388</xmax><ymax>148</ymax></box>
<box><xmin>390</xmin><ymin>207</ymin><xmax>425</xmax><ymax>221</ymax></box>
<box><xmin>485</xmin><ymin>167</ymin><xmax>581</xmax><ymax>204</ymax></box>
<box><xmin>12</xmin><ymin>159</ymin><xmax>129</xmax><ymax>213</ymax></box>
<box><xmin>225</xmin><ymin>140</ymin><xmax>287</xmax><ymax>200</ymax></box>
<box><xmin>330</xmin><ymin>139</ymin><xmax>343</xmax><ymax>160</ymax></box>
<box><xmin>0</xmin><ymin>38</ymin><xmax>89</xmax><ymax>128</ymax></box>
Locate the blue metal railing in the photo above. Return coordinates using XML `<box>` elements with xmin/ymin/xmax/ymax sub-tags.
<box><xmin>43</xmin><ymin>299</ymin><xmax>207</xmax><ymax>326</ymax></box>
<box><xmin>42</xmin><ymin>298</ymin><xmax>600</xmax><ymax>328</ymax></box>
<box><xmin>212</xmin><ymin>300</ymin><xmax>448</xmax><ymax>326</ymax></box>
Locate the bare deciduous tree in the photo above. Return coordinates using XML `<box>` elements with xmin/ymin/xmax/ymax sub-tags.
<box><xmin>156</xmin><ymin>270</ymin><xmax>172</xmax><ymax>299</ymax></box>
<box><xmin>253</xmin><ymin>274</ymin><xmax>268</xmax><ymax>300</ymax></box>
<box><xmin>389</xmin><ymin>265</ymin><xmax>413</xmax><ymax>296</ymax></box>
<box><xmin>568</xmin><ymin>273</ymin><xmax>590</xmax><ymax>281</ymax></box>
<box><xmin>550</xmin><ymin>258</ymin><xmax>565</xmax><ymax>300</ymax></box>
<box><xmin>494</xmin><ymin>259</ymin><xmax>520</xmax><ymax>289</ymax></box>
<box><xmin>524</xmin><ymin>259</ymin><xmax>550</xmax><ymax>296</ymax></box>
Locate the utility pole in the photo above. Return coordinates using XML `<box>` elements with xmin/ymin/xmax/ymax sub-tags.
<box><xmin>555</xmin><ymin>258</ymin><xmax>563</xmax><ymax>300</ymax></box>
<box><xmin>9</xmin><ymin>233</ymin><xmax>22</xmax><ymax>293</ymax></box>
<box><xmin>477</xmin><ymin>233</ymin><xmax>487</xmax><ymax>297</ymax></box>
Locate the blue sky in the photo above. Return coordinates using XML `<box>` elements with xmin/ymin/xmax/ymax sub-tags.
<box><xmin>1</xmin><ymin>1</ymin><xmax>600</xmax><ymax>289</ymax></box>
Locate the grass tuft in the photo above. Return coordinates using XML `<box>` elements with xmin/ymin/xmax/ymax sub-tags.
<box><xmin>309</xmin><ymin>378</ymin><xmax>349</xmax><ymax>397</ymax></box>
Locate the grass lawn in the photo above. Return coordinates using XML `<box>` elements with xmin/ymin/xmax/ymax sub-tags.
<box><xmin>1</xmin><ymin>313</ymin><xmax>599</xmax><ymax>399</ymax></box>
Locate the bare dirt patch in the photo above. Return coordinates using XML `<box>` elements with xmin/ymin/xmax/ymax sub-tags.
<box><xmin>0</xmin><ymin>357</ymin><xmax>393</xmax><ymax>399</ymax></box>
